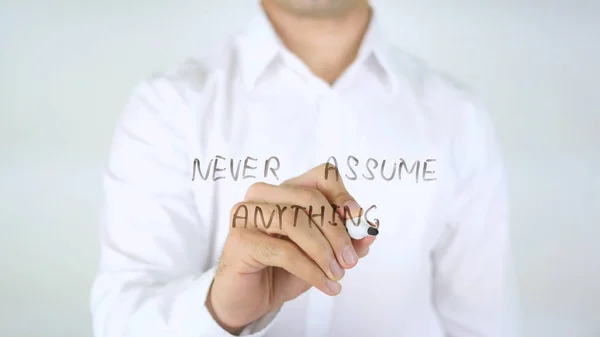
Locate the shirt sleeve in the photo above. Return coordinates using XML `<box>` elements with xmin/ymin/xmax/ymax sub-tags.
<box><xmin>90</xmin><ymin>77</ymin><xmax>280</xmax><ymax>337</ymax></box>
<box><xmin>431</xmin><ymin>98</ymin><xmax>520</xmax><ymax>337</ymax></box>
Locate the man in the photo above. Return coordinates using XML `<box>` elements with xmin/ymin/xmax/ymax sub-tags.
<box><xmin>90</xmin><ymin>0</ymin><xmax>517</xmax><ymax>336</ymax></box>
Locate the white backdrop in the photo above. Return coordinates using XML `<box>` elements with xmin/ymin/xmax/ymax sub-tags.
<box><xmin>1</xmin><ymin>1</ymin><xmax>599</xmax><ymax>336</ymax></box>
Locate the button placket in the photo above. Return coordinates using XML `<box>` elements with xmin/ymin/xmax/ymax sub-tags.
<box><xmin>315</xmin><ymin>93</ymin><xmax>342</xmax><ymax>164</ymax></box>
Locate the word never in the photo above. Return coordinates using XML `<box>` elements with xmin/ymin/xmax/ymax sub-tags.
<box><xmin>192</xmin><ymin>156</ymin><xmax>280</xmax><ymax>181</ymax></box>
<box><xmin>231</xmin><ymin>204</ymin><xmax>379</xmax><ymax>229</ymax></box>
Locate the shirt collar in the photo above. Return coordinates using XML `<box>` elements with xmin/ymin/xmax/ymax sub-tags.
<box><xmin>237</xmin><ymin>7</ymin><xmax>399</xmax><ymax>92</ymax></box>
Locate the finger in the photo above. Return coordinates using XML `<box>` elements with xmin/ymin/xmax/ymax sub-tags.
<box><xmin>272</xmin><ymin>266</ymin><xmax>312</xmax><ymax>303</ymax></box>
<box><xmin>353</xmin><ymin>235</ymin><xmax>376</xmax><ymax>258</ymax></box>
<box><xmin>230</xmin><ymin>202</ymin><xmax>345</xmax><ymax>281</ymax></box>
<box><xmin>284</xmin><ymin>164</ymin><xmax>380</xmax><ymax>257</ymax></box>
<box><xmin>244</xmin><ymin>183</ymin><xmax>357</xmax><ymax>269</ymax></box>
<box><xmin>283</xmin><ymin>166</ymin><xmax>368</xmax><ymax>265</ymax></box>
<box><xmin>242</xmin><ymin>231</ymin><xmax>342</xmax><ymax>296</ymax></box>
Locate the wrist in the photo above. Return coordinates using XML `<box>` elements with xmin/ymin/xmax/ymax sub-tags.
<box><xmin>206</xmin><ymin>280</ymin><xmax>246</xmax><ymax>335</ymax></box>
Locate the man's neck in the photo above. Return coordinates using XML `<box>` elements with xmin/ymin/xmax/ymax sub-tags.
<box><xmin>261</xmin><ymin>1</ymin><xmax>372</xmax><ymax>85</ymax></box>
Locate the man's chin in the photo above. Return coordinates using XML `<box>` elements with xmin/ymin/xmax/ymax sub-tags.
<box><xmin>272</xmin><ymin>0</ymin><xmax>361</xmax><ymax>18</ymax></box>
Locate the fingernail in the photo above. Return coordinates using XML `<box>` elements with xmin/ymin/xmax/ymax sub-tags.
<box><xmin>330</xmin><ymin>259</ymin><xmax>345</xmax><ymax>279</ymax></box>
<box><xmin>343</xmin><ymin>200</ymin><xmax>362</xmax><ymax>218</ymax></box>
<box><xmin>342</xmin><ymin>246</ymin><xmax>358</xmax><ymax>266</ymax></box>
<box><xmin>326</xmin><ymin>280</ymin><xmax>341</xmax><ymax>294</ymax></box>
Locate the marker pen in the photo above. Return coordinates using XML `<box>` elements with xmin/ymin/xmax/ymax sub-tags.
<box><xmin>344</xmin><ymin>216</ymin><xmax>379</xmax><ymax>240</ymax></box>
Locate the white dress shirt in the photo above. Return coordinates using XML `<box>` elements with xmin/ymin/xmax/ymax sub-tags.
<box><xmin>90</xmin><ymin>8</ymin><xmax>518</xmax><ymax>337</ymax></box>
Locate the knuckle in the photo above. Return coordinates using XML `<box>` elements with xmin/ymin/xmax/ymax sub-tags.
<box><xmin>227</xmin><ymin>228</ymin><xmax>245</xmax><ymax>243</ymax></box>
<box><xmin>230</xmin><ymin>201</ymin><xmax>246</xmax><ymax>218</ymax></box>
<box><xmin>321</xmin><ymin>162</ymin><xmax>340</xmax><ymax>177</ymax></box>
<box><xmin>327</xmin><ymin>205</ymin><xmax>340</xmax><ymax>219</ymax></box>
<box><xmin>317</xmin><ymin>241</ymin><xmax>334</xmax><ymax>263</ymax></box>
<box><xmin>306</xmin><ymin>227</ymin><xmax>321</xmax><ymax>241</ymax></box>
<box><xmin>230</xmin><ymin>203</ymin><xmax>254</xmax><ymax>230</ymax></box>
<box><xmin>278</xmin><ymin>241</ymin><xmax>298</xmax><ymax>264</ymax></box>
<box><xmin>259</xmin><ymin>239</ymin><xmax>281</xmax><ymax>260</ymax></box>
<box><xmin>281</xmin><ymin>211</ymin><xmax>297</xmax><ymax>228</ymax></box>
<box><xmin>319</xmin><ymin>162</ymin><xmax>336</xmax><ymax>171</ymax></box>
<box><xmin>296</xmin><ymin>187</ymin><xmax>320</xmax><ymax>204</ymax></box>
<box><xmin>245</xmin><ymin>182</ymin><xmax>268</xmax><ymax>200</ymax></box>
<box><xmin>332</xmin><ymin>192</ymin><xmax>352</xmax><ymax>205</ymax></box>
<box><xmin>300</xmin><ymin>232</ymin><xmax>333</xmax><ymax>266</ymax></box>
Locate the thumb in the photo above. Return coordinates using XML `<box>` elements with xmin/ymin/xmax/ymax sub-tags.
<box><xmin>333</xmin><ymin>198</ymin><xmax>363</xmax><ymax>222</ymax></box>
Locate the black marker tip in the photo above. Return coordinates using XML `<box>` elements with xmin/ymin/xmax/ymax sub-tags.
<box><xmin>367</xmin><ymin>227</ymin><xmax>379</xmax><ymax>236</ymax></box>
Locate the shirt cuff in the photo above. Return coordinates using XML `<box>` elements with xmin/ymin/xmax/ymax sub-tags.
<box><xmin>173</xmin><ymin>265</ymin><xmax>281</xmax><ymax>337</ymax></box>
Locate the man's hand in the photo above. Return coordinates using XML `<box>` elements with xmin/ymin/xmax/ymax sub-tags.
<box><xmin>206</xmin><ymin>163</ymin><xmax>377</xmax><ymax>334</ymax></box>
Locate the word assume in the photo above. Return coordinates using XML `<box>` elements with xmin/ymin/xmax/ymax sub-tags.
<box><xmin>192</xmin><ymin>155</ymin><xmax>437</xmax><ymax>182</ymax></box>
<box><xmin>231</xmin><ymin>204</ymin><xmax>379</xmax><ymax>229</ymax></box>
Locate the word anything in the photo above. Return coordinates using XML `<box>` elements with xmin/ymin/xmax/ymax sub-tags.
<box><xmin>231</xmin><ymin>204</ymin><xmax>379</xmax><ymax>229</ymax></box>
